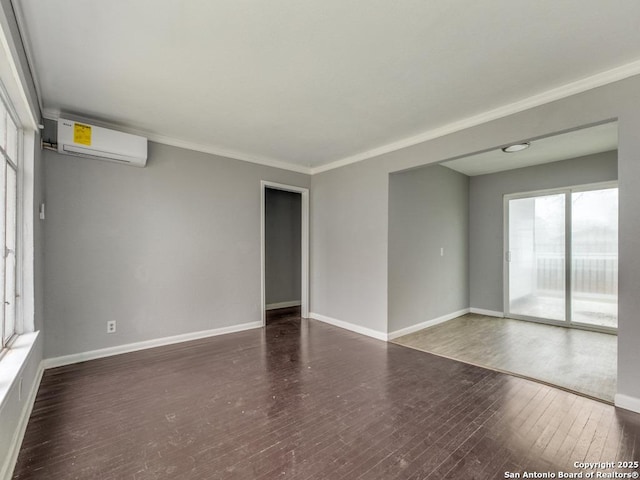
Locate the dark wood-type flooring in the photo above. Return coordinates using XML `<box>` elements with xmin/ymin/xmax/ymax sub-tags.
<box><xmin>13</xmin><ymin>309</ymin><xmax>640</xmax><ymax>479</ymax></box>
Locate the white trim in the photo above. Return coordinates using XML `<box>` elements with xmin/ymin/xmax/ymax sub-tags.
<box><xmin>503</xmin><ymin>194</ymin><xmax>510</xmax><ymax>319</ymax></box>
<box><xmin>614</xmin><ymin>394</ymin><xmax>640</xmax><ymax>414</ymax></box>
<box><xmin>387</xmin><ymin>308</ymin><xmax>470</xmax><ymax>341</ymax></box>
<box><xmin>43</xmin><ymin>322</ymin><xmax>262</xmax><ymax>369</ymax></box>
<box><xmin>260</xmin><ymin>181</ymin><xmax>310</xmax><ymax>326</ymax></box>
<box><xmin>565</xmin><ymin>187</ymin><xmax>572</xmax><ymax>323</ymax></box>
<box><xmin>0</xmin><ymin>332</ymin><xmax>38</xmax><ymax>410</ymax></box>
<box><xmin>0</xmin><ymin>361</ymin><xmax>43</xmax><ymax>480</ymax></box>
<box><xmin>265</xmin><ymin>301</ymin><xmax>301</xmax><ymax>311</ymax></box>
<box><xmin>309</xmin><ymin>312</ymin><xmax>387</xmax><ymax>341</ymax></box>
<box><xmin>469</xmin><ymin>308</ymin><xmax>504</xmax><ymax>318</ymax></box>
<box><xmin>145</xmin><ymin>132</ymin><xmax>311</xmax><ymax>174</ymax></box>
<box><xmin>310</xmin><ymin>60</ymin><xmax>640</xmax><ymax>174</ymax></box>
<box><xmin>43</xmin><ymin>109</ymin><xmax>312</xmax><ymax>175</ymax></box>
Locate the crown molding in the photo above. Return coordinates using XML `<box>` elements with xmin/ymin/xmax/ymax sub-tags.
<box><xmin>10</xmin><ymin>0</ymin><xmax>44</xmax><ymax>119</ymax></box>
<box><xmin>42</xmin><ymin>58</ymin><xmax>640</xmax><ymax>176</ymax></box>
<box><xmin>0</xmin><ymin>5</ymin><xmax>38</xmax><ymax>129</ymax></box>
<box><xmin>42</xmin><ymin>109</ymin><xmax>312</xmax><ymax>175</ymax></box>
<box><xmin>310</xmin><ymin>59</ymin><xmax>640</xmax><ymax>175</ymax></box>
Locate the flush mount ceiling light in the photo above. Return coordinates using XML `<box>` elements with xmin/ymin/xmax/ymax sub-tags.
<box><xmin>501</xmin><ymin>142</ymin><xmax>531</xmax><ymax>153</ymax></box>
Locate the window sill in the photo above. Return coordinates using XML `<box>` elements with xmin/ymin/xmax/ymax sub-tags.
<box><xmin>0</xmin><ymin>331</ymin><xmax>40</xmax><ymax>411</ymax></box>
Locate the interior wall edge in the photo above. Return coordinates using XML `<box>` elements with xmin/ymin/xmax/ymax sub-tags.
<box><xmin>614</xmin><ymin>394</ymin><xmax>640</xmax><ymax>414</ymax></box>
<box><xmin>469</xmin><ymin>308</ymin><xmax>504</xmax><ymax>318</ymax></box>
<box><xmin>309</xmin><ymin>312</ymin><xmax>388</xmax><ymax>341</ymax></box>
<box><xmin>387</xmin><ymin>164</ymin><xmax>469</xmax><ymax>332</ymax></box>
<box><xmin>387</xmin><ymin>308</ymin><xmax>470</xmax><ymax>341</ymax></box>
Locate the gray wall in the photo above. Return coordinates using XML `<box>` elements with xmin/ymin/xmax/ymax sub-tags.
<box><xmin>265</xmin><ymin>188</ymin><xmax>301</xmax><ymax>305</ymax></box>
<box><xmin>469</xmin><ymin>151</ymin><xmax>618</xmax><ymax>312</ymax></box>
<box><xmin>310</xmin><ymin>162</ymin><xmax>389</xmax><ymax>333</ymax></box>
<box><xmin>310</xmin><ymin>74</ymin><xmax>640</xmax><ymax>402</ymax></box>
<box><xmin>388</xmin><ymin>164</ymin><xmax>469</xmax><ymax>332</ymax></box>
<box><xmin>44</xmin><ymin>138</ymin><xmax>309</xmax><ymax>358</ymax></box>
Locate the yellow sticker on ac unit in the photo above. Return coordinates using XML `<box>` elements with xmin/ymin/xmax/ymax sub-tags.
<box><xmin>73</xmin><ymin>123</ymin><xmax>92</xmax><ymax>146</ymax></box>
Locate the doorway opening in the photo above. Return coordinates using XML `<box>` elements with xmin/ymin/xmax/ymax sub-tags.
<box><xmin>260</xmin><ymin>181</ymin><xmax>309</xmax><ymax>326</ymax></box>
<box><xmin>389</xmin><ymin>121</ymin><xmax>619</xmax><ymax>402</ymax></box>
<box><xmin>505</xmin><ymin>183</ymin><xmax>618</xmax><ymax>333</ymax></box>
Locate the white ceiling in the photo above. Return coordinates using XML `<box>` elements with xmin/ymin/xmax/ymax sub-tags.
<box><xmin>15</xmin><ymin>1</ymin><xmax>640</xmax><ymax>172</ymax></box>
<box><xmin>441</xmin><ymin>122</ymin><xmax>618</xmax><ymax>176</ymax></box>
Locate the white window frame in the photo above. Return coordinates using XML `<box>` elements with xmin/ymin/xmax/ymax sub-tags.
<box><xmin>0</xmin><ymin>88</ymin><xmax>23</xmax><ymax>351</ymax></box>
<box><xmin>0</xmin><ymin>38</ymin><xmax>38</xmax><ymax>355</ymax></box>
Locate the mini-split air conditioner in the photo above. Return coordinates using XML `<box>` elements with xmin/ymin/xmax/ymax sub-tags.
<box><xmin>57</xmin><ymin>119</ymin><xmax>148</xmax><ymax>167</ymax></box>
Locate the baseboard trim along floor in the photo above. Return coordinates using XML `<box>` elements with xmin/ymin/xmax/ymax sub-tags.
<box><xmin>309</xmin><ymin>312</ymin><xmax>387</xmax><ymax>341</ymax></box>
<box><xmin>43</xmin><ymin>321</ymin><xmax>263</xmax><ymax>369</ymax></box>
<box><xmin>615</xmin><ymin>393</ymin><xmax>640</xmax><ymax>414</ymax></box>
<box><xmin>387</xmin><ymin>308</ymin><xmax>471</xmax><ymax>341</ymax></box>
<box><xmin>469</xmin><ymin>307</ymin><xmax>504</xmax><ymax>317</ymax></box>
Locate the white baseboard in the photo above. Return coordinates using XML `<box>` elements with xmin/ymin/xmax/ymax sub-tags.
<box><xmin>470</xmin><ymin>308</ymin><xmax>505</xmax><ymax>318</ymax></box>
<box><xmin>43</xmin><ymin>321</ymin><xmax>263</xmax><ymax>369</ymax></box>
<box><xmin>615</xmin><ymin>394</ymin><xmax>640</xmax><ymax>414</ymax></box>
<box><xmin>309</xmin><ymin>312</ymin><xmax>387</xmax><ymax>341</ymax></box>
<box><xmin>1</xmin><ymin>361</ymin><xmax>44</xmax><ymax>480</ymax></box>
<box><xmin>387</xmin><ymin>308</ymin><xmax>470</xmax><ymax>341</ymax></box>
<box><xmin>265</xmin><ymin>301</ymin><xmax>301</xmax><ymax>311</ymax></box>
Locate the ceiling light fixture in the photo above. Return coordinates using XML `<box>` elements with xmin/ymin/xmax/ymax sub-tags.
<box><xmin>501</xmin><ymin>142</ymin><xmax>531</xmax><ymax>153</ymax></box>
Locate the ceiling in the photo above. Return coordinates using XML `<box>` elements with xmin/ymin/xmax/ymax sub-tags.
<box><xmin>15</xmin><ymin>1</ymin><xmax>640</xmax><ymax>173</ymax></box>
<box><xmin>441</xmin><ymin>122</ymin><xmax>618</xmax><ymax>176</ymax></box>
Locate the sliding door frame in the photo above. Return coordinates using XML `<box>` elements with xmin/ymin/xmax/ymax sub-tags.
<box><xmin>503</xmin><ymin>180</ymin><xmax>618</xmax><ymax>335</ymax></box>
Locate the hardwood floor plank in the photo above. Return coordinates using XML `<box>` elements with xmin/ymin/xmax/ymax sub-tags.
<box><xmin>354</xmin><ymin>375</ymin><xmax>504</xmax><ymax>480</ymax></box>
<box><xmin>12</xmin><ymin>312</ymin><xmax>640</xmax><ymax>479</ymax></box>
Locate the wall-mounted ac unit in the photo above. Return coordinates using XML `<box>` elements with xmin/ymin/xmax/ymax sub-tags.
<box><xmin>57</xmin><ymin>119</ymin><xmax>148</xmax><ymax>167</ymax></box>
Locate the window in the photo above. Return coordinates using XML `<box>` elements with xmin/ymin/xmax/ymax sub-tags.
<box><xmin>0</xmin><ymin>96</ymin><xmax>19</xmax><ymax>349</ymax></box>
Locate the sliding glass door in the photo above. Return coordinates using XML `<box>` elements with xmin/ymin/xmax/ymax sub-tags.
<box><xmin>508</xmin><ymin>193</ymin><xmax>566</xmax><ymax>321</ymax></box>
<box><xmin>571</xmin><ymin>188</ymin><xmax>618</xmax><ymax>329</ymax></box>
<box><xmin>505</xmin><ymin>184</ymin><xmax>618</xmax><ymax>331</ymax></box>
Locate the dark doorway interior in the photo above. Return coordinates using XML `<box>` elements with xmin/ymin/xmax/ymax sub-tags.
<box><xmin>265</xmin><ymin>188</ymin><xmax>302</xmax><ymax>324</ymax></box>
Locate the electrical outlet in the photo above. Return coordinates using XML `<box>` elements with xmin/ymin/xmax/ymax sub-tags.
<box><xmin>107</xmin><ymin>320</ymin><xmax>116</xmax><ymax>334</ymax></box>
